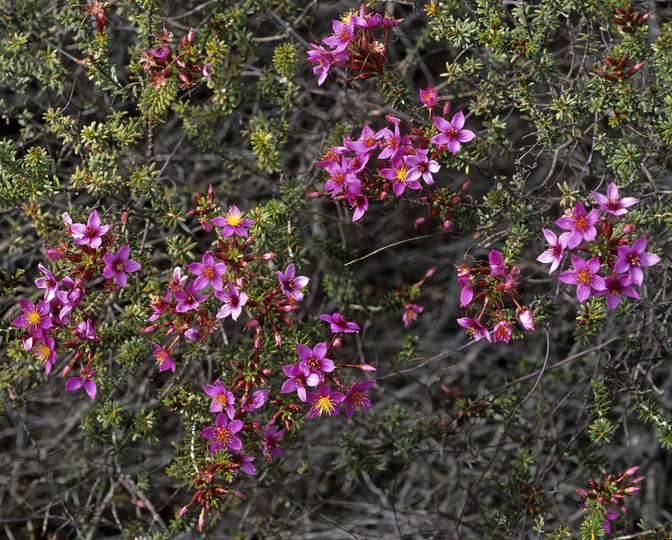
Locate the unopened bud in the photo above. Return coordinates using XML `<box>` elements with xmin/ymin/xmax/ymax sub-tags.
<box><xmin>306</xmin><ymin>191</ymin><xmax>323</xmax><ymax>198</ymax></box>
<box><xmin>254</xmin><ymin>336</ymin><xmax>262</xmax><ymax>349</ymax></box>
<box><xmin>443</xmin><ymin>220</ymin><xmax>452</xmax><ymax>230</ymax></box>
<box><xmin>141</xmin><ymin>326</ymin><xmax>155</xmax><ymax>333</ymax></box>
<box><xmin>201</xmin><ymin>220</ymin><xmax>213</xmax><ymax>232</ymax></box>
<box><xmin>274</xmin><ymin>332</ymin><xmax>282</xmax><ymax>346</ymax></box>
<box><xmin>576</xmin><ymin>488</ymin><xmax>588</xmax><ymax>498</ymax></box>
<box><xmin>622</xmin><ymin>223</ymin><xmax>634</xmax><ymax>235</ymax></box>
<box><xmin>624</xmin><ymin>486</ymin><xmax>641</xmax><ymax>495</ymax></box>
<box><xmin>414</xmin><ymin>217</ymin><xmax>425</xmax><ymax>229</ymax></box>
<box><xmin>263</xmin><ymin>252</ymin><xmax>276</xmax><ymax>260</ymax></box>
<box><xmin>624</xmin><ymin>466</ymin><xmax>639</xmax><ymax>477</ymax></box>
<box><xmin>198</xmin><ymin>509</ymin><xmax>205</xmax><ymax>532</ymax></box>
<box><xmin>62</xmin><ymin>365</ymin><xmax>72</xmax><ymax>377</ymax></box>
<box><xmin>332</xmin><ymin>337</ymin><xmax>342</xmax><ymax>348</ymax></box>
<box><xmin>359</xmin><ymin>363</ymin><xmax>377</xmax><ymax>372</ymax></box>
<box><xmin>462</xmin><ymin>181</ymin><xmax>471</xmax><ymax>191</ymax></box>
<box><xmin>517</xmin><ymin>308</ymin><xmax>535</xmax><ymax>331</ymax></box>
<box><xmin>177</xmin><ymin>506</ymin><xmax>189</xmax><ymax>518</ymax></box>
<box><xmin>45</xmin><ymin>248</ymin><xmax>62</xmax><ymax>260</ymax></box>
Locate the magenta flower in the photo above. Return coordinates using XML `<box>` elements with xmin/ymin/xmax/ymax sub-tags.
<box><xmin>517</xmin><ymin>308</ymin><xmax>535</xmax><ymax>331</ymax></box>
<box><xmin>348</xmin><ymin>189</ymin><xmax>369</xmax><ymax>222</ymax></box>
<box><xmin>594</xmin><ymin>275</ymin><xmax>640</xmax><ymax>310</ymax></box>
<box><xmin>70</xmin><ymin>209</ymin><xmax>110</xmax><ymax>249</ymax></box>
<box><xmin>56</xmin><ymin>277</ymin><xmax>85</xmax><ymax>320</ymax></box>
<box><xmin>276</xmin><ymin>263</ymin><xmax>309</xmax><ymax>302</ymax></box>
<box><xmin>306</xmin><ymin>44</ymin><xmax>344</xmax><ymax>86</ymax></box>
<box><xmin>75</xmin><ymin>319</ymin><xmax>101</xmax><ymax>342</ymax></box>
<box><xmin>298</xmin><ymin>342</ymin><xmax>335</xmax><ymax>375</ymax></box>
<box><xmin>537</xmin><ymin>229</ymin><xmax>569</xmax><ymax>274</ymax></box>
<box><xmin>376</xmin><ymin>119</ymin><xmax>408</xmax><ymax>160</ymax></box>
<box><xmin>489</xmin><ymin>250</ymin><xmax>506</xmax><ymax>277</ymax></box>
<box><xmin>214</xmin><ymin>283</ymin><xmax>248</xmax><ymax>320</ymax></box>
<box><xmin>344</xmin><ymin>380</ymin><xmax>375</xmax><ymax>419</ymax></box>
<box><xmin>614</xmin><ymin>237</ymin><xmax>661</xmax><ymax>286</ymax></box>
<box><xmin>241</xmin><ymin>389</ymin><xmax>270</xmax><ymax>412</ymax></box>
<box><xmin>149</xmin><ymin>342</ymin><xmax>175</xmax><ymax>373</ymax></box>
<box><xmin>35</xmin><ymin>264</ymin><xmax>59</xmax><ymax>302</ymax></box>
<box><xmin>430</xmin><ymin>111</ymin><xmax>476</xmax><ymax>154</ymax></box>
<box><xmin>203</xmin><ymin>379</ymin><xmax>236</xmax><ymax>418</ymax></box>
<box><xmin>404</xmin><ymin>149</ymin><xmax>440</xmax><ymax>185</ymax></box>
<box><xmin>34</xmin><ymin>337</ymin><xmax>57</xmax><ymax>374</ymax></box>
<box><xmin>402</xmin><ymin>303</ymin><xmax>423</xmax><ymax>327</ymax></box>
<box><xmin>493</xmin><ymin>321</ymin><xmax>512</xmax><ymax>344</ymax></box>
<box><xmin>12</xmin><ymin>299</ymin><xmax>52</xmax><ymax>339</ymax></box>
<box><xmin>458</xmin><ymin>272</ymin><xmax>474</xmax><ymax>307</ymax></box>
<box><xmin>323</xmin><ymin>19</ymin><xmax>355</xmax><ymax>53</ymax></box>
<box><xmin>65</xmin><ymin>368</ymin><xmax>97</xmax><ymax>400</ymax></box>
<box><xmin>592</xmin><ymin>182</ymin><xmax>638</xmax><ymax>216</ymax></box>
<box><xmin>280</xmin><ymin>362</ymin><xmax>320</xmax><ymax>401</ymax></box>
<box><xmin>319</xmin><ymin>312</ymin><xmax>360</xmax><ymax>333</ymax></box>
<box><xmin>263</xmin><ymin>425</ymin><xmax>285</xmax><ymax>458</ymax></box>
<box><xmin>165</xmin><ymin>267</ymin><xmax>187</xmax><ymax>301</ymax></box>
<box><xmin>305</xmin><ymin>385</ymin><xmax>345</xmax><ymax>418</ymax></box>
<box><xmin>102</xmin><ymin>245</ymin><xmax>141</xmax><ymax>287</ymax></box>
<box><xmin>187</xmin><ymin>252</ymin><xmax>227</xmax><ymax>291</ymax></box>
<box><xmin>554</xmin><ymin>203</ymin><xmax>599</xmax><ymax>249</ymax></box>
<box><xmin>174</xmin><ymin>281</ymin><xmax>210</xmax><ymax>312</ymax></box>
<box><xmin>211</xmin><ymin>205</ymin><xmax>256</xmax><ymax>237</ymax></box>
<box><xmin>201</xmin><ymin>413</ymin><xmax>244</xmax><ymax>453</ymax></box>
<box><xmin>457</xmin><ymin>317</ymin><xmax>491</xmax><ymax>342</ymax></box>
<box><xmin>324</xmin><ymin>159</ymin><xmax>359</xmax><ymax>197</ymax></box>
<box><xmin>419</xmin><ymin>84</ymin><xmax>437</xmax><ymax>107</ymax></box>
<box><xmin>231</xmin><ymin>452</ymin><xmax>256</xmax><ymax>476</ymax></box>
<box><xmin>346</xmin><ymin>124</ymin><xmax>382</xmax><ymax>156</ymax></box>
<box><xmin>557</xmin><ymin>255</ymin><xmax>606</xmax><ymax>303</ymax></box>
<box><xmin>380</xmin><ymin>156</ymin><xmax>422</xmax><ymax>197</ymax></box>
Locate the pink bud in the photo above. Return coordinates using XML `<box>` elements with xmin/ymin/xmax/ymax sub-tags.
<box><xmin>187</xmin><ymin>27</ymin><xmax>195</xmax><ymax>44</ymax></box>
<box><xmin>622</xmin><ymin>223</ymin><xmax>634</xmax><ymax>235</ymax></box>
<box><xmin>414</xmin><ymin>217</ymin><xmax>425</xmax><ymax>228</ymax></box>
<box><xmin>263</xmin><ymin>252</ymin><xmax>276</xmax><ymax>260</ymax></box>
<box><xmin>141</xmin><ymin>326</ymin><xmax>155</xmax><ymax>333</ymax></box>
<box><xmin>632</xmin><ymin>476</ymin><xmax>645</xmax><ymax>484</ymax></box>
<box><xmin>425</xmin><ymin>267</ymin><xmax>436</xmax><ymax>279</ymax></box>
<box><xmin>254</xmin><ymin>336</ymin><xmax>262</xmax><ymax>349</ymax></box>
<box><xmin>306</xmin><ymin>192</ymin><xmax>323</xmax><ymax>198</ymax></box>
<box><xmin>332</xmin><ymin>337</ymin><xmax>342</xmax><ymax>348</ymax></box>
<box><xmin>201</xmin><ymin>220</ymin><xmax>213</xmax><ymax>232</ymax></box>
<box><xmin>462</xmin><ymin>181</ymin><xmax>471</xmax><ymax>191</ymax></box>
<box><xmin>274</xmin><ymin>332</ymin><xmax>282</xmax><ymax>346</ymax></box>
<box><xmin>44</xmin><ymin>248</ymin><xmax>62</xmax><ymax>260</ymax></box>
<box><xmin>177</xmin><ymin>506</ymin><xmax>189</xmax><ymax>518</ymax></box>
<box><xmin>517</xmin><ymin>308</ymin><xmax>535</xmax><ymax>331</ymax></box>
<box><xmin>121</xmin><ymin>212</ymin><xmax>128</xmax><ymax>225</ymax></box>
<box><xmin>359</xmin><ymin>364</ymin><xmax>377</xmax><ymax>372</ymax></box>
<box><xmin>624</xmin><ymin>486</ymin><xmax>641</xmax><ymax>495</ymax></box>
<box><xmin>624</xmin><ymin>466</ymin><xmax>639</xmax><ymax>477</ymax></box>
<box><xmin>198</xmin><ymin>509</ymin><xmax>205</xmax><ymax>532</ymax></box>
<box><xmin>62</xmin><ymin>365</ymin><xmax>71</xmax><ymax>377</ymax></box>
<box><xmin>442</xmin><ymin>102</ymin><xmax>451</xmax><ymax>116</ymax></box>
<box><xmin>379</xmin><ymin>191</ymin><xmax>387</xmax><ymax>200</ymax></box>
<box><xmin>576</xmin><ymin>488</ymin><xmax>588</xmax><ymax>498</ymax></box>
<box><xmin>443</xmin><ymin>220</ymin><xmax>452</xmax><ymax>230</ymax></box>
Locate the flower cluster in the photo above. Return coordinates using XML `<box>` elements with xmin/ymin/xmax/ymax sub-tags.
<box><xmin>577</xmin><ymin>466</ymin><xmax>644</xmax><ymax>534</ymax></box>
<box><xmin>537</xmin><ymin>183</ymin><xmax>660</xmax><ymax>310</ymax></box>
<box><xmin>456</xmin><ymin>250</ymin><xmax>535</xmax><ymax>343</ymax></box>
<box><xmin>140</xmin><ymin>27</ymin><xmax>212</xmax><ymax>89</ymax></box>
<box><xmin>306</xmin><ymin>5</ymin><xmax>401</xmax><ymax>86</ymax></box>
<box><xmin>12</xmin><ymin>209</ymin><xmax>141</xmax><ymax>399</ymax></box>
<box><xmin>313</xmin><ymin>91</ymin><xmax>475</xmax><ymax>222</ymax></box>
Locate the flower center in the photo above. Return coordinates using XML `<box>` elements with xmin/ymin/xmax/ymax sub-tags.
<box><xmin>114</xmin><ymin>261</ymin><xmax>126</xmax><ymax>272</ymax></box>
<box><xmin>495</xmin><ymin>326</ymin><xmax>509</xmax><ymax>341</ymax></box>
<box><xmin>227</xmin><ymin>213</ymin><xmax>242</xmax><ymax>226</ymax></box>
<box><xmin>306</xmin><ymin>356</ymin><xmax>320</xmax><ymax>371</ymax></box>
<box><xmin>576</xmin><ymin>269</ymin><xmax>592</xmax><ymax>285</ymax></box>
<box><xmin>575</xmin><ymin>216</ymin><xmax>588</xmax><ymax>232</ymax></box>
<box><xmin>336</xmin><ymin>28</ymin><xmax>350</xmax><ymax>42</ymax></box>
<box><xmin>395</xmin><ymin>165</ymin><xmax>409</xmax><ymax>183</ymax></box>
<box><xmin>203</xmin><ymin>266</ymin><xmax>216</xmax><ymax>279</ymax></box>
<box><xmin>350</xmin><ymin>391</ymin><xmax>366</xmax><ymax>408</ymax></box>
<box><xmin>155</xmin><ymin>351</ymin><xmax>167</xmax><ymax>364</ymax></box>
<box><xmin>215</xmin><ymin>427</ymin><xmax>232</xmax><ymax>445</ymax></box>
<box><xmin>27</xmin><ymin>311</ymin><xmax>42</xmax><ymax>327</ymax></box>
<box><xmin>36</xmin><ymin>344</ymin><xmax>51</xmax><ymax>361</ymax></box>
<box><xmin>363</xmin><ymin>135</ymin><xmax>376</xmax><ymax>147</ymax></box>
<box><xmin>332</xmin><ymin>173</ymin><xmax>345</xmax><ymax>186</ymax></box>
<box><xmin>214</xmin><ymin>394</ymin><xmax>229</xmax><ymax>407</ymax></box>
<box><xmin>315</xmin><ymin>396</ymin><xmax>336</xmax><ymax>416</ymax></box>
<box><xmin>627</xmin><ymin>254</ymin><xmax>641</xmax><ymax>267</ymax></box>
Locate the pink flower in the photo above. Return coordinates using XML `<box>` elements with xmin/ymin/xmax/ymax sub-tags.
<box><xmin>230</xmin><ymin>452</ymin><xmax>256</xmax><ymax>475</ymax></box>
<box><xmin>402</xmin><ymin>303</ymin><xmax>423</xmax><ymax>327</ymax></box>
<box><xmin>65</xmin><ymin>368</ymin><xmax>97</xmax><ymax>400</ymax></box>
<box><xmin>557</xmin><ymin>255</ymin><xmax>606</xmax><ymax>303</ymax></box>
<box><xmin>323</xmin><ymin>19</ymin><xmax>355</xmax><ymax>53</ymax></box>
<box><xmin>214</xmin><ymin>283</ymin><xmax>248</xmax><ymax>320</ymax></box>
<box><xmin>298</xmin><ymin>342</ymin><xmax>335</xmax><ymax>375</ymax></box>
<box><xmin>203</xmin><ymin>379</ymin><xmax>235</xmax><ymax>419</ymax></box>
<box><xmin>150</xmin><ymin>342</ymin><xmax>175</xmax><ymax>373</ymax></box>
<box><xmin>201</xmin><ymin>413</ymin><xmax>244</xmax><ymax>453</ymax></box>
<box><xmin>75</xmin><ymin>318</ymin><xmax>101</xmax><ymax>342</ymax></box>
<box><xmin>70</xmin><ymin>209</ymin><xmax>110</xmax><ymax>249</ymax></box>
<box><xmin>537</xmin><ymin>229</ymin><xmax>569</xmax><ymax>274</ymax></box>
<box><xmin>348</xmin><ymin>189</ymin><xmax>369</xmax><ymax>222</ymax></box>
<box><xmin>305</xmin><ymin>385</ymin><xmax>345</xmax><ymax>418</ymax></box>
<box><xmin>280</xmin><ymin>362</ymin><xmax>320</xmax><ymax>401</ymax></box>
<box><xmin>376</xmin><ymin>119</ymin><xmax>409</xmax><ymax>160</ymax></box>
<box><xmin>263</xmin><ymin>425</ymin><xmax>285</xmax><ymax>458</ymax></box>
<box><xmin>517</xmin><ymin>308</ymin><xmax>535</xmax><ymax>331</ymax></box>
<box><xmin>241</xmin><ymin>389</ymin><xmax>270</xmax><ymax>412</ymax></box>
<box><xmin>276</xmin><ymin>263</ymin><xmax>309</xmax><ymax>302</ymax></box>
<box><xmin>493</xmin><ymin>321</ymin><xmax>512</xmax><ymax>343</ymax></box>
<box><xmin>210</xmin><ymin>205</ymin><xmax>255</xmax><ymax>237</ymax></box>
<box><xmin>554</xmin><ymin>203</ymin><xmax>599</xmax><ymax>249</ymax></box>
<box><xmin>344</xmin><ymin>380</ymin><xmax>375</xmax><ymax>419</ymax></box>
<box><xmin>346</xmin><ymin>124</ymin><xmax>382</xmax><ymax>155</ymax></box>
<box><xmin>594</xmin><ymin>274</ymin><xmax>640</xmax><ymax>310</ymax></box>
<box><xmin>380</xmin><ymin>156</ymin><xmax>422</xmax><ymax>197</ymax></box>
<box><xmin>489</xmin><ymin>250</ymin><xmax>506</xmax><ymax>277</ymax></box>
<box><xmin>457</xmin><ymin>317</ymin><xmax>491</xmax><ymax>342</ymax></box>
<box><xmin>102</xmin><ymin>245</ymin><xmax>141</xmax><ymax>287</ymax></box>
<box><xmin>319</xmin><ymin>312</ymin><xmax>360</xmax><ymax>333</ymax></box>
<box><xmin>187</xmin><ymin>252</ymin><xmax>227</xmax><ymax>291</ymax></box>
<box><xmin>324</xmin><ymin>159</ymin><xmax>359</xmax><ymax>197</ymax></box>
<box><xmin>174</xmin><ymin>281</ymin><xmax>210</xmax><ymax>312</ymax></box>
<box><xmin>430</xmin><ymin>111</ymin><xmax>476</xmax><ymax>154</ymax></box>
<box><xmin>614</xmin><ymin>237</ymin><xmax>661</xmax><ymax>286</ymax></box>
<box><xmin>404</xmin><ymin>149</ymin><xmax>440</xmax><ymax>185</ymax></box>
<box><xmin>165</xmin><ymin>267</ymin><xmax>187</xmax><ymax>300</ymax></box>
<box><xmin>419</xmin><ymin>84</ymin><xmax>437</xmax><ymax>108</ymax></box>
<box><xmin>56</xmin><ymin>277</ymin><xmax>85</xmax><ymax>320</ymax></box>
<box><xmin>12</xmin><ymin>299</ymin><xmax>52</xmax><ymax>339</ymax></box>
<box><xmin>592</xmin><ymin>182</ymin><xmax>638</xmax><ymax>216</ymax></box>
<box><xmin>34</xmin><ymin>337</ymin><xmax>57</xmax><ymax>374</ymax></box>
<box><xmin>35</xmin><ymin>264</ymin><xmax>59</xmax><ymax>302</ymax></box>
<box><xmin>458</xmin><ymin>271</ymin><xmax>474</xmax><ymax>307</ymax></box>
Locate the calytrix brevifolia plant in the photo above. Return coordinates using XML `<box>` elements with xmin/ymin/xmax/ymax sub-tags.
<box><xmin>2</xmin><ymin>1</ymin><xmax>672</xmax><ymax>539</ymax></box>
